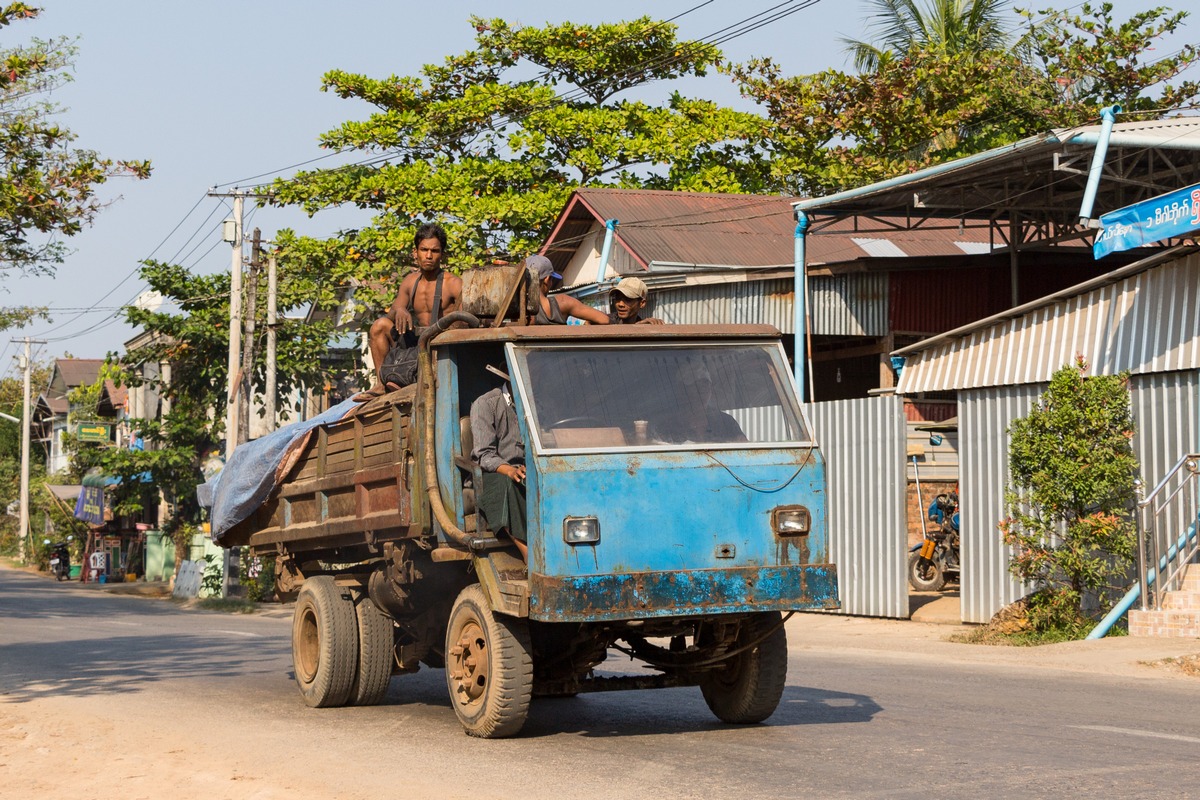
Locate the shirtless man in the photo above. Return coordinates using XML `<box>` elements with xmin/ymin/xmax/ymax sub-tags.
<box><xmin>527</xmin><ymin>255</ymin><xmax>609</xmax><ymax>326</ymax></box>
<box><xmin>360</xmin><ymin>223</ymin><xmax>462</xmax><ymax>398</ymax></box>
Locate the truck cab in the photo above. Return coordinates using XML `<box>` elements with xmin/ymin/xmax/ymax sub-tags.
<box><xmin>420</xmin><ymin>323</ymin><xmax>837</xmax><ymax>734</ymax></box>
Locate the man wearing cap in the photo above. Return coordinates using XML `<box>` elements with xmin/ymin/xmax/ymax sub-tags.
<box><xmin>608</xmin><ymin>276</ymin><xmax>664</xmax><ymax>325</ymax></box>
<box><xmin>526</xmin><ymin>254</ymin><xmax>610</xmax><ymax>326</ymax></box>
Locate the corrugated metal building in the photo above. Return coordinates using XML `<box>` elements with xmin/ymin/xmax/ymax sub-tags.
<box><xmin>894</xmin><ymin>247</ymin><xmax>1200</xmax><ymax>622</ymax></box>
<box><xmin>541</xmin><ymin>188</ymin><xmax>1104</xmax><ymax>407</ymax></box>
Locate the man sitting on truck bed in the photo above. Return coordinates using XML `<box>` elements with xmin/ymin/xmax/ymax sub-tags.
<box><xmin>470</xmin><ymin>365</ymin><xmax>528</xmax><ymax>558</ymax></box>
<box><xmin>528</xmin><ymin>255</ymin><xmax>610</xmax><ymax>326</ymax></box>
<box><xmin>608</xmin><ymin>276</ymin><xmax>664</xmax><ymax>325</ymax></box>
<box><xmin>357</xmin><ymin>222</ymin><xmax>463</xmax><ymax>399</ymax></box>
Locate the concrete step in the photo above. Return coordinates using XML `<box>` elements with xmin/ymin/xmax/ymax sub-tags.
<box><xmin>1180</xmin><ymin>563</ymin><xmax>1200</xmax><ymax>592</ymax></box>
<box><xmin>1128</xmin><ymin>607</ymin><xmax>1200</xmax><ymax>638</ymax></box>
<box><xmin>1161</xmin><ymin>590</ymin><xmax>1200</xmax><ymax>611</ymax></box>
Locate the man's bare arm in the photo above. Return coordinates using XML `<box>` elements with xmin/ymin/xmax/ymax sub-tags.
<box><xmin>391</xmin><ymin>272</ymin><xmax>419</xmax><ymax>332</ymax></box>
<box><xmin>558</xmin><ymin>295</ymin><xmax>610</xmax><ymax>325</ymax></box>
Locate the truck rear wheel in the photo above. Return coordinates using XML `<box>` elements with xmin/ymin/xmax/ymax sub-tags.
<box><xmin>350</xmin><ymin>594</ymin><xmax>394</xmax><ymax>706</ymax></box>
<box><xmin>700</xmin><ymin>611</ymin><xmax>788</xmax><ymax>724</ymax></box>
<box><xmin>292</xmin><ymin>576</ymin><xmax>358</xmax><ymax>708</ymax></box>
<box><xmin>445</xmin><ymin>584</ymin><xmax>533</xmax><ymax>738</ymax></box>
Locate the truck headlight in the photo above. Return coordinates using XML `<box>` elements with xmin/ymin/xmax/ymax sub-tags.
<box><xmin>563</xmin><ymin>516</ymin><xmax>600</xmax><ymax>545</ymax></box>
<box><xmin>772</xmin><ymin>505</ymin><xmax>811</xmax><ymax>536</ymax></box>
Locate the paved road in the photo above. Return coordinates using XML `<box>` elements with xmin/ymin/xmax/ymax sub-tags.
<box><xmin>2</xmin><ymin>564</ymin><xmax>1199</xmax><ymax>799</ymax></box>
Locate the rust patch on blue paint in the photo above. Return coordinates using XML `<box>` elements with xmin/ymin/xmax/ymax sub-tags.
<box><xmin>529</xmin><ymin>565</ymin><xmax>839</xmax><ymax>623</ymax></box>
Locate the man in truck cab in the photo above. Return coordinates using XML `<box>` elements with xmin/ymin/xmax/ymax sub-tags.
<box><xmin>528</xmin><ymin>255</ymin><xmax>610</xmax><ymax>326</ymax></box>
<box><xmin>653</xmin><ymin>362</ymin><xmax>747</xmax><ymax>444</ymax></box>
<box><xmin>357</xmin><ymin>223</ymin><xmax>463</xmax><ymax>399</ymax></box>
<box><xmin>469</xmin><ymin>364</ymin><xmax>528</xmax><ymax>558</ymax></box>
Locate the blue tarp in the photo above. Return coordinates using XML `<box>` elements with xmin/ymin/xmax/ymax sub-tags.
<box><xmin>74</xmin><ymin>485</ymin><xmax>105</xmax><ymax>525</ymax></box>
<box><xmin>204</xmin><ymin>398</ymin><xmax>360</xmax><ymax>542</ymax></box>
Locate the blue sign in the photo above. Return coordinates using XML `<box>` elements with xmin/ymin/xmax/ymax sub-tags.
<box><xmin>74</xmin><ymin>485</ymin><xmax>104</xmax><ymax>525</ymax></box>
<box><xmin>1095</xmin><ymin>182</ymin><xmax>1200</xmax><ymax>259</ymax></box>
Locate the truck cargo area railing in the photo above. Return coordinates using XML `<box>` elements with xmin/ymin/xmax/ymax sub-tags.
<box><xmin>1136</xmin><ymin>452</ymin><xmax>1200</xmax><ymax>611</ymax></box>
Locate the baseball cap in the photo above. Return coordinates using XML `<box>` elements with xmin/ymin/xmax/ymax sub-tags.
<box><xmin>525</xmin><ymin>254</ymin><xmax>562</xmax><ymax>281</ymax></box>
<box><xmin>613</xmin><ymin>276</ymin><xmax>648</xmax><ymax>300</ymax></box>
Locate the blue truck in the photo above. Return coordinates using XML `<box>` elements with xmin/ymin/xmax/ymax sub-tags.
<box><xmin>218</xmin><ymin>268</ymin><xmax>837</xmax><ymax>738</ymax></box>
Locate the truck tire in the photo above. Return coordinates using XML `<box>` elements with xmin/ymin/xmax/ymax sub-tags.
<box><xmin>908</xmin><ymin>550</ymin><xmax>947</xmax><ymax>592</ymax></box>
<box><xmin>292</xmin><ymin>576</ymin><xmax>358</xmax><ymax>708</ymax></box>
<box><xmin>350</xmin><ymin>594</ymin><xmax>395</xmax><ymax>706</ymax></box>
<box><xmin>445</xmin><ymin>584</ymin><xmax>533</xmax><ymax>738</ymax></box>
<box><xmin>700</xmin><ymin>612</ymin><xmax>788</xmax><ymax>724</ymax></box>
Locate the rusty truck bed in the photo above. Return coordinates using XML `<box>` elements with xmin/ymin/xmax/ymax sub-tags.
<box><xmin>221</xmin><ymin>388</ymin><xmax>416</xmax><ymax>554</ymax></box>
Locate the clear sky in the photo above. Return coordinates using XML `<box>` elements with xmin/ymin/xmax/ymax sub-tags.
<box><xmin>3</xmin><ymin>0</ymin><xmax>1196</xmax><ymax>369</ymax></box>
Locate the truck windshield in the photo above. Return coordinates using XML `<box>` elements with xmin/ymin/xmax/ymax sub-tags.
<box><xmin>512</xmin><ymin>343</ymin><xmax>811</xmax><ymax>451</ymax></box>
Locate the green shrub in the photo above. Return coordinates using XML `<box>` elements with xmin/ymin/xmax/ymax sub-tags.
<box><xmin>1001</xmin><ymin>357</ymin><xmax>1138</xmax><ymax>635</ymax></box>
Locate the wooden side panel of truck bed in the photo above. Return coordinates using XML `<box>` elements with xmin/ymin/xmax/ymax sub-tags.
<box><xmin>221</xmin><ymin>392</ymin><xmax>415</xmax><ymax>554</ymax></box>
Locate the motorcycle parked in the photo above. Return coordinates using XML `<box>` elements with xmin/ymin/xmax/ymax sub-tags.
<box><xmin>45</xmin><ymin>536</ymin><xmax>73</xmax><ymax>581</ymax></box>
<box><xmin>908</xmin><ymin>492</ymin><xmax>960</xmax><ymax>592</ymax></box>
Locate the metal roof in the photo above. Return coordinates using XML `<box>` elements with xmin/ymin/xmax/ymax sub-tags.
<box><xmin>794</xmin><ymin>117</ymin><xmax>1200</xmax><ymax>231</ymax></box>
<box><xmin>432</xmin><ymin>323</ymin><xmax>783</xmax><ymax>347</ymax></box>
<box><xmin>542</xmin><ymin>188</ymin><xmax>993</xmax><ymax>278</ymax></box>
<box><xmin>894</xmin><ymin>246</ymin><xmax>1200</xmax><ymax>393</ymax></box>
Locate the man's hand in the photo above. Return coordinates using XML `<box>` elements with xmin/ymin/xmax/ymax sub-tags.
<box><xmin>638</xmin><ymin>317</ymin><xmax>665</xmax><ymax>325</ymax></box>
<box><xmin>393</xmin><ymin>307</ymin><xmax>414</xmax><ymax>334</ymax></box>
<box><xmin>499</xmin><ymin>463</ymin><xmax>526</xmax><ymax>483</ymax></box>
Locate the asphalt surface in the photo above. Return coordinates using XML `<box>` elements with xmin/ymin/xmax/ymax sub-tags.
<box><xmin>5</xmin><ymin>562</ymin><xmax>1200</xmax><ymax>800</ymax></box>
<box><xmin>63</xmin><ymin>569</ymin><xmax>1200</xmax><ymax>681</ymax></box>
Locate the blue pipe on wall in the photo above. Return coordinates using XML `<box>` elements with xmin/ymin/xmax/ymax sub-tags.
<box><xmin>793</xmin><ymin>211</ymin><xmax>809</xmax><ymax>400</ymax></box>
<box><xmin>1078</xmin><ymin>105</ymin><xmax>1121</xmax><ymax>226</ymax></box>
<box><xmin>595</xmin><ymin>219</ymin><xmax>619</xmax><ymax>286</ymax></box>
<box><xmin>1086</xmin><ymin>519</ymin><xmax>1198</xmax><ymax>639</ymax></box>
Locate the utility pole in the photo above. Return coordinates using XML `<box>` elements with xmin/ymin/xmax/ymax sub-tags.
<box><xmin>12</xmin><ymin>337</ymin><xmax>44</xmax><ymax>564</ymax></box>
<box><xmin>207</xmin><ymin>188</ymin><xmax>267</xmax><ymax>459</ymax></box>
<box><xmin>239</xmin><ymin>228</ymin><xmax>262</xmax><ymax>444</ymax></box>
<box><xmin>265</xmin><ymin>252</ymin><xmax>278</xmax><ymax>432</ymax></box>
<box><xmin>221</xmin><ymin>191</ymin><xmax>244</xmax><ymax>460</ymax></box>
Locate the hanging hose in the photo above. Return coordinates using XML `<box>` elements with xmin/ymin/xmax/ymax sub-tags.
<box><xmin>416</xmin><ymin>312</ymin><xmax>488</xmax><ymax>550</ymax></box>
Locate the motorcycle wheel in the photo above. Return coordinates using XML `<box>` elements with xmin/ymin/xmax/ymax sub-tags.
<box><xmin>908</xmin><ymin>550</ymin><xmax>947</xmax><ymax>592</ymax></box>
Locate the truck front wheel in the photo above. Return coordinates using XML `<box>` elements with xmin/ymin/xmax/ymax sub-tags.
<box><xmin>445</xmin><ymin>584</ymin><xmax>533</xmax><ymax>738</ymax></box>
<box><xmin>292</xmin><ymin>576</ymin><xmax>358</xmax><ymax>708</ymax></box>
<box><xmin>700</xmin><ymin>611</ymin><xmax>788</xmax><ymax>724</ymax></box>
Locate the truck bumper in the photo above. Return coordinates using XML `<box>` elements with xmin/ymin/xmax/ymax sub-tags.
<box><xmin>529</xmin><ymin>565</ymin><xmax>839</xmax><ymax>623</ymax></box>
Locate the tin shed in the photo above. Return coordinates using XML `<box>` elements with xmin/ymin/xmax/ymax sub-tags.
<box><xmin>894</xmin><ymin>246</ymin><xmax>1200</xmax><ymax>622</ymax></box>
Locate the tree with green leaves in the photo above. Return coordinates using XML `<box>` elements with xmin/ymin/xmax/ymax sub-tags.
<box><xmin>843</xmin><ymin>0</ymin><xmax>1013</xmax><ymax>72</ymax></box>
<box><xmin>268</xmin><ymin>15</ymin><xmax>775</xmax><ymax>315</ymax></box>
<box><xmin>0</xmin><ymin>357</ymin><xmax>50</xmax><ymax>556</ymax></box>
<box><xmin>0</xmin><ymin>3</ymin><xmax>150</xmax><ymax>282</ymax></box>
<box><xmin>58</xmin><ymin>257</ymin><xmax>338</xmax><ymax>549</ymax></box>
<box><xmin>733</xmin><ymin>3</ymin><xmax>1199</xmax><ymax>196</ymax></box>
<box><xmin>1000</xmin><ymin>358</ymin><xmax>1138</xmax><ymax>636</ymax></box>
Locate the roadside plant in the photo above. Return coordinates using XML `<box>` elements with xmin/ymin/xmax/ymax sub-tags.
<box><xmin>240</xmin><ymin>551</ymin><xmax>275</xmax><ymax>603</ymax></box>
<box><xmin>1000</xmin><ymin>356</ymin><xmax>1138</xmax><ymax>635</ymax></box>
<box><xmin>200</xmin><ymin>553</ymin><xmax>224</xmax><ymax>598</ymax></box>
